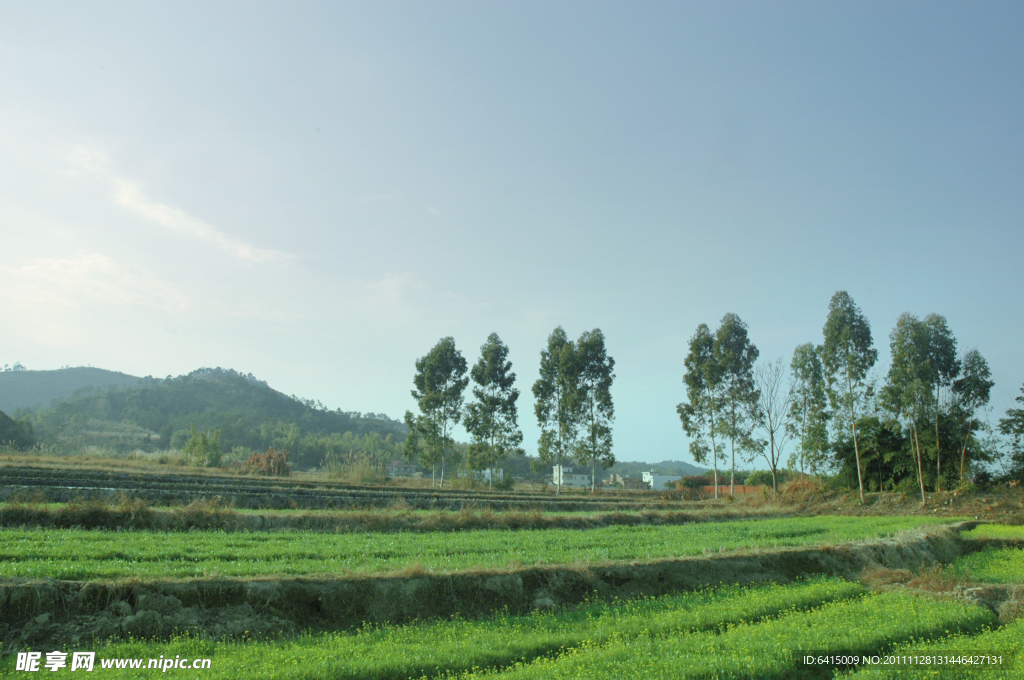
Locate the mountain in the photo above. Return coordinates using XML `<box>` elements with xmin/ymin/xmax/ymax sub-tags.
<box><xmin>608</xmin><ymin>459</ymin><xmax>708</xmax><ymax>478</ymax></box>
<box><xmin>23</xmin><ymin>367</ymin><xmax>407</xmax><ymax>469</ymax></box>
<box><xmin>0</xmin><ymin>367</ymin><xmax>144</xmax><ymax>414</ymax></box>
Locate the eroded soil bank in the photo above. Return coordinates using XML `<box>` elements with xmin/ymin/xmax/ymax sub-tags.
<box><xmin>3</xmin><ymin>522</ymin><xmax>1019</xmax><ymax>652</ymax></box>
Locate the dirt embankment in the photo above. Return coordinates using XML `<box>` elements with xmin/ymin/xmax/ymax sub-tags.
<box><xmin>3</xmin><ymin>522</ymin><xmax>1019</xmax><ymax>653</ymax></box>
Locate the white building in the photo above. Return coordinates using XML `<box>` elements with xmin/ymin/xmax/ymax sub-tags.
<box><xmin>552</xmin><ymin>465</ymin><xmax>592</xmax><ymax>488</ymax></box>
<box><xmin>457</xmin><ymin>468</ymin><xmax>504</xmax><ymax>482</ymax></box>
<box><xmin>642</xmin><ymin>471</ymin><xmax>682</xmax><ymax>491</ymax></box>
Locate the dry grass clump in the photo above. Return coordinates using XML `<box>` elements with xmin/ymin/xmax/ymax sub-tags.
<box><xmin>171</xmin><ymin>497</ymin><xmax>241</xmax><ymax>530</ymax></box>
<box><xmin>906</xmin><ymin>563</ymin><xmax>973</xmax><ymax>593</ymax></box>
<box><xmin>1</xmin><ymin>492</ymin><xmax>156</xmax><ymax>529</ymax></box>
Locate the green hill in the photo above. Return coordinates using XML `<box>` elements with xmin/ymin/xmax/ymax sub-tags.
<box><xmin>0</xmin><ymin>409</ymin><xmax>35</xmax><ymax>449</ymax></box>
<box><xmin>24</xmin><ymin>367</ymin><xmax>407</xmax><ymax>470</ymax></box>
<box><xmin>0</xmin><ymin>366</ymin><xmax>144</xmax><ymax>414</ymax></box>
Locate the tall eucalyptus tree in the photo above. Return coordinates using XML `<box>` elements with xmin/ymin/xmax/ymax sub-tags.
<box><xmin>573</xmin><ymin>329</ymin><xmax>615</xmax><ymax>492</ymax></box>
<box><xmin>714</xmin><ymin>313</ymin><xmax>759</xmax><ymax>496</ymax></box>
<box><xmin>533</xmin><ymin>327</ymin><xmax>580</xmax><ymax>495</ymax></box>
<box><xmin>403</xmin><ymin>336</ymin><xmax>468</xmax><ymax>488</ymax></box>
<box><xmin>884</xmin><ymin>313</ymin><xmax>931</xmax><ymax>505</ymax></box>
<box><xmin>788</xmin><ymin>343</ymin><xmax>829</xmax><ymax>475</ymax></box>
<box><xmin>678</xmin><ymin>324</ymin><xmax>725</xmax><ymax>498</ymax></box>
<box><xmin>821</xmin><ymin>291</ymin><xmax>877</xmax><ymax>504</ymax></box>
<box><xmin>953</xmin><ymin>348</ymin><xmax>993</xmax><ymax>483</ymax></box>
<box><xmin>922</xmin><ymin>314</ymin><xmax>959</xmax><ymax>490</ymax></box>
<box><xmin>465</xmin><ymin>333</ymin><xmax>523</xmax><ymax>489</ymax></box>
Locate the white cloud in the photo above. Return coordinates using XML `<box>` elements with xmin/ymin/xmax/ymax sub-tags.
<box><xmin>60</xmin><ymin>142</ymin><xmax>296</xmax><ymax>264</ymax></box>
<box><xmin>0</xmin><ymin>253</ymin><xmax>188</xmax><ymax>313</ymax></box>
<box><xmin>110</xmin><ymin>179</ymin><xmax>295</xmax><ymax>264</ymax></box>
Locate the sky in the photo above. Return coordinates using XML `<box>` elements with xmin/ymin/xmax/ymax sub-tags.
<box><xmin>1</xmin><ymin>2</ymin><xmax>1022</xmax><ymax>466</ymax></box>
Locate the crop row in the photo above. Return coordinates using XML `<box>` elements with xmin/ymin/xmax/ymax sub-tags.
<box><xmin>457</xmin><ymin>591</ymin><xmax>995</xmax><ymax>680</ymax></box>
<box><xmin>949</xmin><ymin>546</ymin><xmax>1024</xmax><ymax>584</ymax></box>
<box><xmin>962</xmin><ymin>524</ymin><xmax>1024</xmax><ymax>541</ymax></box>
<box><xmin>0</xmin><ymin>466</ymin><xmax>658</xmax><ymax>507</ymax></box>
<box><xmin>0</xmin><ymin>580</ymin><xmax>997</xmax><ymax>679</ymax></box>
<box><xmin>0</xmin><ymin>516</ymin><xmax>953</xmax><ymax>581</ymax></box>
<box><xmin>0</xmin><ymin>578</ymin><xmax>863</xmax><ymax>679</ymax></box>
<box><xmin>846</xmin><ymin>617</ymin><xmax>1024</xmax><ymax>678</ymax></box>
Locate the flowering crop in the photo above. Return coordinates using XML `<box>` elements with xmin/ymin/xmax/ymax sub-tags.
<box><xmin>0</xmin><ymin>516</ymin><xmax>953</xmax><ymax>580</ymax></box>
<box><xmin>0</xmin><ymin>578</ymin><xmax>862</xmax><ymax>679</ymax></box>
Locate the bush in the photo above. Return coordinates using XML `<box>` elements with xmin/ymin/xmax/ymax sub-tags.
<box><xmin>493</xmin><ymin>476</ymin><xmax>515</xmax><ymax>491</ymax></box>
<box><xmin>677</xmin><ymin>475</ymin><xmax>707</xmax><ymax>490</ymax></box>
<box><xmin>244</xmin><ymin>447</ymin><xmax>292</xmax><ymax>476</ymax></box>
<box><xmin>323</xmin><ymin>450</ymin><xmax>385</xmax><ymax>483</ymax></box>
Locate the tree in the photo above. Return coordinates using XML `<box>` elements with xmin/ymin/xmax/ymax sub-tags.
<box><xmin>750</xmin><ymin>357</ymin><xmax>793</xmax><ymax>492</ymax></box>
<box><xmin>183</xmin><ymin>423</ymin><xmax>222</xmax><ymax>467</ymax></box>
<box><xmin>998</xmin><ymin>384</ymin><xmax>1024</xmax><ymax>483</ymax></box>
<box><xmin>714</xmin><ymin>313</ymin><xmax>759</xmax><ymax>496</ymax></box>
<box><xmin>464</xmin><ymin>333</ymin><xmax>524</xmax><ymax>489</ymax></box>
<box><xmin>573</xmin><ymin>329</ymin><xmax>615</xmax><ymax>491</ymax></box>
<box><xmin>922</xmin><ymin>314</ymin><xmax>960</xmax><ymax>491</ymax></box>
<box><xmin>533</xmin><ymin>327</ymin><xmax>580</xmax><ymax>495</ymax></box>
<box><xmin>678</xmin><ymin>324</ymin><xmax>725</xmax><ymax>498</ymax></box>
<box><xmin>953</xmin><ymin>348</ymin><xmax>994</xmax><ymax>484</ymax></box>
<box><xmin>404</xmin><ymin>337</ymin><xmax>468</xmax><ymax>488</ymax></box>
<box><xmin>788</xmin><ymin>343</ymin><xmax>829</xmax><ymax>475</ymax></box>
<box><xmin>884</xmin><ymin>313</ymin><xmax>932</xmax><ymax>505</ymax></box>
<box><xmin>821</xmin><ymin>291</ymin><xmax>878</xmax><ymax>504</ymax></box>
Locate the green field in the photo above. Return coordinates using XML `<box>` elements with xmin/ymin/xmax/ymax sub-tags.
<box><xmin>0</xmin><ymin>516</ymin><xmax>953</xmax><ymax>580</ymax></box>
<box><xmin>846</xmin><ymin>617</ymin><xmax>1024</xmax><ymax>678</ymax></box>
<box><xmin>962</xmin><ymin>523</ymin><xmax>1024</xmax><ymax>540</ymax></box>
<box><xmin>949</xmin><ymin>547</ymin><xmax>1024</xmax><ymax>584</ymax></box>
<box><xmin>2</xmin><ymin>580</ymin><xmax>991</xmax><ymax>680</ymax></box>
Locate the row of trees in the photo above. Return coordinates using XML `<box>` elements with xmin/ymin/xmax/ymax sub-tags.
<box><xmin>679</xmin><ymin>291</ymin><xmax>1011</xmax><ymax>502</ymax></box>
<box><xmin>403</xmin><ymin>328</ymin><xmax>616</xmax><ymax>491</ymax></box>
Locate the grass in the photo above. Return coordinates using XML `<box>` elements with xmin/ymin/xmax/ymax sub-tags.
<box><xmin>0</xmin><ymin>578</ymin><xmax>866</xmax><ymax>679</ymax></box>
<box><xmin>453</xmin><ymin>591</ymin><xmax>996</xmax><ymax>679</ymax></box>
<box><xmin>0</xmin><ymin>516</ymin><xmax>955</xmax><ymax>581</ymax></box>
<box><xmin>948</xmin><ymin>547</ymin><xmax>1024</xmax><ymax>584</ymax></box>
<box><xmin>843</xmin><ymin>617</ymin><xmax>1024</xmax><ymax>678</ymax></box>
<box><xmin>962</xmin><ymin>523</ymin><xmax>1024</xmax><ymax>540</ymax></box>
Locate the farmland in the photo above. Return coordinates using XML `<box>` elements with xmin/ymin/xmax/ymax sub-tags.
<box><xmin>0</xmin><ymin>515</ymin><xmax>954</xmax><ymax>581</ymax></box>
<box><xmin>1</xmin><ymin>458</ymin><xmax>1022</xmax><ymax>678</ymax></box>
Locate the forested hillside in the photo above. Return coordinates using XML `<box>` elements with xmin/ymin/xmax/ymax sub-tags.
<box><xmin>0</xmin><ymin>410</ymin><xmax>35</xmax><ymax>449</ymax></box>
<box><xmin>23</xmin><ymin>367</ymin><xmax>407</xmax><ymax>470</ymax></box>
<box><xmin>0</xmin><ymin>366</ymin><xmax>143</xmax><ymax>414</ymax></box>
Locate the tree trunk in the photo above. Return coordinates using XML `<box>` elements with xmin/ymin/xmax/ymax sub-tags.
<box><xmin>849</xmin><ymin>381</ymin><xmax>865</xmax><ymax>504</ymax></box>
<box><xmin>935</xmin><ymin>406</ymin><xmax>941</xmax><ymax>492</ymax></box>
<box><xmin>959</xmin><ymin>415</ymin><xmax>974</xmax><ymax>485</ymax></box>
<box><xmin>913</xmin><ymin>421</ymin><xmax>926</xmax><ymax>506</ymax></box>
<box><xmin>707</xmin><ymin>385</ymin><xmax>719</xmax><ymax>500</ymax></box>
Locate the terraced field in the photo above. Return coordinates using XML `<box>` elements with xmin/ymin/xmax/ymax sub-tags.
<box><xmin>2</xmin><ymin>460</ymin><xmax>1019</xmax><ymax>679</ymax></box>
<box><xmin>0</xmin><ymin>579</ymin><xmax>1003</xmax><ymax>679</ymax></box>
<box><xmin>0</xmin><ymin>515</ymin><xmax>953</xmax><ymax>580</ymax></box>
<box><xmin>0</xmin><ymin>465</ymin><xmax>675</xmax><ymax>512</ymax></box>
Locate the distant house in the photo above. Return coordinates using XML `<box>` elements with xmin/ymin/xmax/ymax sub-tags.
<box><xmin>386</xmin><ymin>459</ymin><xmax>420</xmax><ymax>478</ymax></box>
<box><xmin>552</xmin><ymin>465</ymin><xmax>591</xmax><ymax>488</ymax></box>
<box><xmin>642</xmin><ymin>471</ymin><xmax>682</xmax><ymax>491</ymax></box>
<box><xmin>606</xmin><ymin>474</ymin><xmax>647</xmax><ymax>490</ymax></box>
<box><xmin>457</xmin><ymin>468</ymin><xmax>504</xmax><ymax>482</ymax></box>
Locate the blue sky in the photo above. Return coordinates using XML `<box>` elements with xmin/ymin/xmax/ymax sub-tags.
<box><xmin>1</xmin><ymin>2</ymin><xmax>1022</xmax><ymax>465</ymax></box>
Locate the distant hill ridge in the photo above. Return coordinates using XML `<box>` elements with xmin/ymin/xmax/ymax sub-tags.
<box><xmin>0</xmin><ymin>366</ymin><xmax>143</xmax><ymax>414</ymax></box>
<box><xmin>10</xmin><ymin>366</ymin><xmax>406</xmax><ymax>469</ymax></box>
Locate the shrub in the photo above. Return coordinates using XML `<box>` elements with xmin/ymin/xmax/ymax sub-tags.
<box><xmin>244</xmin><ymin>447</ymin><xmax>292</xmax><ymax>476</ymax></box>
<box><xmin>323</xmin><ymin>450</ymin><xmax>385</xmax><ymax>483</ymax></box>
